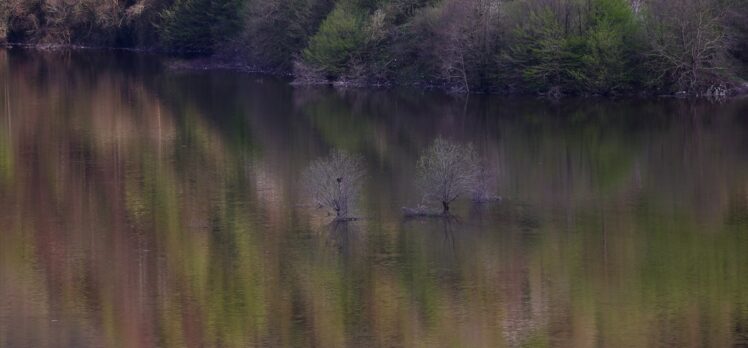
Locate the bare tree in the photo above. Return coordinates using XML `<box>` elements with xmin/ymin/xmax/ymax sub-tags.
<box><xmin>415</xmin><ymin>0</ymin><xmax>504</xmax><ymax>93</ymax></box>
<box><xmin>644</xmin><ymin>0</ymin><xmax>731</xmax><ymax>93</ymax></box>
<box><xmin>416</xmin><ymin>137</ymin><xmax>480</xmax><ymax>215</ymax></box>
<box><xmin>302</xmin><ymin>149</ymin><xmax>365</xmax><ymax>221</ymax></box>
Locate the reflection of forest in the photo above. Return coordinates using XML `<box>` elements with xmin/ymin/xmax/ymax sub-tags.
<box><xmin>1</xmin><ymin>49</ymin><xmax>747</xmax><ymax>347</ymax></box>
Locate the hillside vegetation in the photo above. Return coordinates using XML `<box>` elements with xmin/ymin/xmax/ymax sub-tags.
<box><xmin>2</xmin><ymin>0</ymin><xmax>746</xmax><ymax>95</ymax></box>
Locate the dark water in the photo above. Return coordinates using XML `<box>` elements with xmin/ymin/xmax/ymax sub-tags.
<box><xmin>1</xmin><ymin>48</ymin><xmax>748</xmax><ymax>347</ymax></box>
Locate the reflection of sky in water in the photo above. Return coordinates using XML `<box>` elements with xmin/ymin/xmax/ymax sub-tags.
<box><xmin>1</xmin><ymin>48</ymin><xmax>748</xmax><ymax>347</ymax></box>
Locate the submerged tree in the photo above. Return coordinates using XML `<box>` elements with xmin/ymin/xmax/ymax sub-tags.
<box><xmin>416</xmin><ymin>137</ymin><xmax>480</xmax><ymax>215</ymax></box>
<box><xmin>302</xmin><ymin>150</ymin><xmax>365</xmax><ymax>221</ymax></box>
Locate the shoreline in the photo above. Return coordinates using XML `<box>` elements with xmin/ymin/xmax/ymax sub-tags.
<box><xmin>5</xmin><ymin>43</ymin><xmax>748</xmax><ymax>99</ymax></box>
<box><xmin>167</xmin><ymin>56</ymin><xmax>748</xmax><ymax>100</ymax></box>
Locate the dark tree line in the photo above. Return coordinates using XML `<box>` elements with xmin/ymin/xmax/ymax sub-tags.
<box><xmin>1</xmin><ymin>0</ymin><xmax>746</xmax><ymax>94</ymax></box>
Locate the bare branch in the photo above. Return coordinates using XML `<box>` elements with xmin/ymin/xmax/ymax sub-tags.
<box><xmin>301</xmin><ymin>149</ymin><xmax>366</xmax><ymax>220</ymax></box>
<box><xmin>415</xmin><ymin>137</ymin><xmax>480</xmax><ymax>214</ymax></box>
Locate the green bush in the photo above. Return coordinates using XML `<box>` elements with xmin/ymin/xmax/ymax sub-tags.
<box><xmin>504</xmin><ymin>8</ymin><xmax>578</xmax><ymax>93</ymax></box>
<box><xmin>572</xmin><ymin>0</ymin><xmax>637</xmax><ymax>93</ymax></box>
<box><xmin>302</xmin><ymin>3</ymin><xmax>366</xmax><ymax>77</ymax></box>
<box><xmin>503</xmin><ymin>0</ymin><xmax>638</xmax><ymax>95</ymax></box>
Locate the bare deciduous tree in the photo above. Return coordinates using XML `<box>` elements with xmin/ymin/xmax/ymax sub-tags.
<box><xmin>413</xmin><ymin>0</ymin><xmax>504</xmax><ymax>93</ymax></box>
<box><xmin>416</xmin><ymin>137</ymin><xmax>480</xmax><ymax>215</ymax></box>
<box><xmin>302</xmin><ymin>149</ymin><xmax>365</xmax><ymax>221</ymax></box>
<box><xmin>644</xmin><ymin>0</ymin><xmax>730</xmax><ymax>93</ymax></box>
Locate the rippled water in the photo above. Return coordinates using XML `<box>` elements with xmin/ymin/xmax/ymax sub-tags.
<box><xmin>1</xmin><ymin>48</ymin><xmax>747</xmax><ymax>347</ymax></box>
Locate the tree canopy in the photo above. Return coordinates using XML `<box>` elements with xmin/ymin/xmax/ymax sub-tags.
<box><xmin>1</xmin><ymin>0</ymin><xmax>746</xmax><ymax>94</ymax></box>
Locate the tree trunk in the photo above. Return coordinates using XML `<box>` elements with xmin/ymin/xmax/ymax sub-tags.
<box><xmin>333</xmin><ymin>199</ymin><xmax>341</xmax><ymax>217</ymax></box>
<box><xmin>442</xmin><ymin>201</ymin><xmax>449</xmax><ymax>214</ymax></box>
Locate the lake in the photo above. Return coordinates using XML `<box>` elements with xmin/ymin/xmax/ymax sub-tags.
<box><xmin>1</xmin><ymin>48</ymin><xmax>747</xmax><ymax>347</ymax></box>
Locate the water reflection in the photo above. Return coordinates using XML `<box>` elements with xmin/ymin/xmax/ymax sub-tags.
<box><xmin>1</xmin><ymin>49</ymin><xmax>748</xmax><ymax>347</ymax></box>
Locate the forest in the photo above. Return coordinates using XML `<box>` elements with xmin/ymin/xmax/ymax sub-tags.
<box><xmin>1</xmin><ymin>0</ymin><xmax>747</xmax><ymax>95</ymax></box>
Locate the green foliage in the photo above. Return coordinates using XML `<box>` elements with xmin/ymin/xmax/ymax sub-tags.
<box><xmin>504</xmin><ymin>9</ymin><xmax>576</xmax><ymax>93</ymax></box>
<box><xmin>573</xmin><ymin>22</ymin><xmax>630</xmax><ymax>92</ymax></box>
<box><xmin>302</xmin><ymin>3</ymin><xmax>366</xmax><ymax>77</ymax></box>
<box><xmin>2</xmin><ymin>0</ymin><xmax>746</xmax><ymax>93</ymax></box>
<box><xmin>504</xmin><ymin>0</ymin><xmax>637</xmax><ymax>94</ymax></box>
<box><xmin>573</xmin><ymin>0</ymin><xmax>637</xmax><ymax>93</ymax></box>
<box><xmin>159</xmin><ymin>0</ymin><xmax>244</xmax><ymax>53</ymax></box>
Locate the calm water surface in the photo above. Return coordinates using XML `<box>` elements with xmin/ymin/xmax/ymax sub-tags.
<box><xmin>1</xmin><ymin>49</ymin><xmax>748</xmax><ymax>347</ymax></box>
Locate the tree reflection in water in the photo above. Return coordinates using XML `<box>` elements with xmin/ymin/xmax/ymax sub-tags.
<box><xmin>1</xmin><ymin>49</ymin><xmax>748</xmax><ymax>347</ymax></box>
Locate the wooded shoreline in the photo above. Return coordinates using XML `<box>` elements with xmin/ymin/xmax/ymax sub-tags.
<box><xmin>6</xmin><ymin>42</ymin><xmax>748</xmax><ymax>99</ymax></box>
<box><xmin>2</xmin><ymin>0</ymin><xmax>747</xmax><ymax>98</ymax></box>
